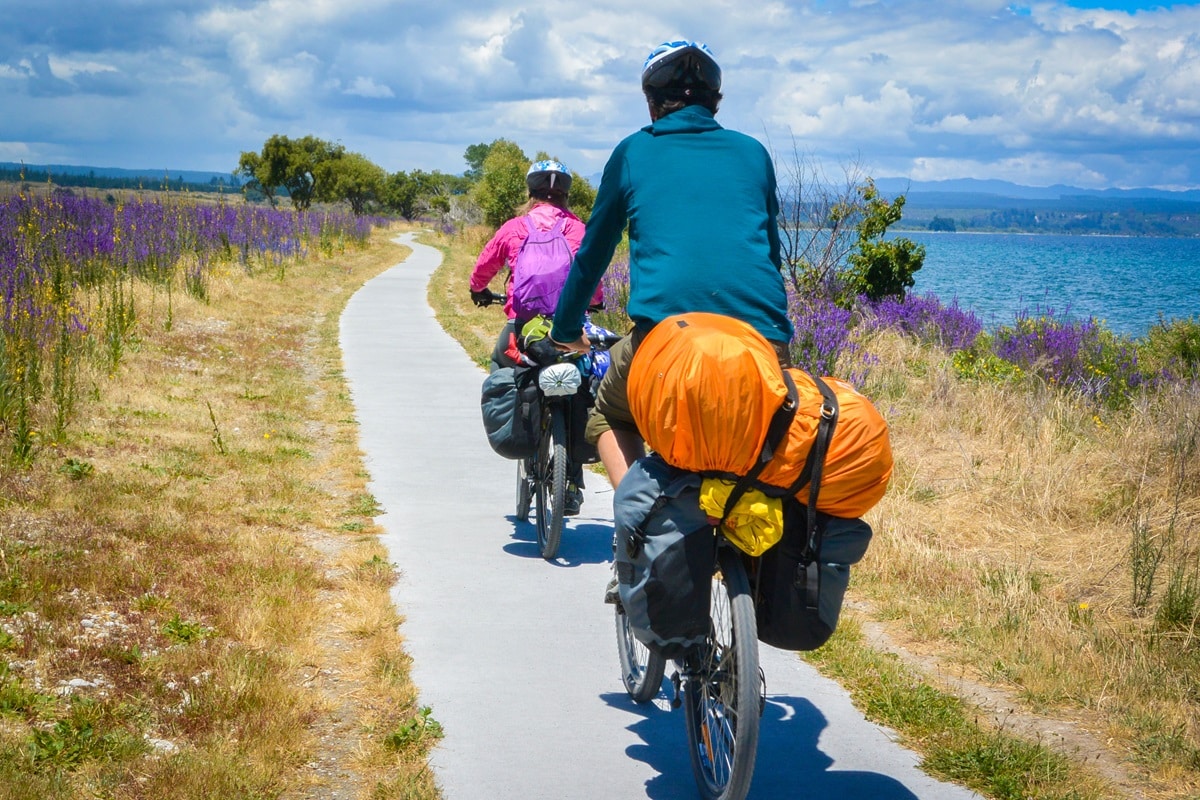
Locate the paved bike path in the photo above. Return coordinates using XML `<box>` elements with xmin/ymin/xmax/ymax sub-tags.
<box><xmin>340</xmin><ymin>232</ymin><xmax>982</xmax><ymax>800</ymax></box>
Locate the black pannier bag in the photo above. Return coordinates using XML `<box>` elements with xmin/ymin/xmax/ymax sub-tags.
<box><xmin>753</xmin><ymin>499</ymin><xmax>873</xmax><ymax>651</ymax></box>
<box><xmin>614</xmin><ymin>455</ymin><xmax>714</xmax><ymax>659</ymax></box>
<box><xmin>567</xmin><ymin>383</ymin><xmax>599</xmax><ymax>466</ymax></box>
<box><xmin>480</xmin><ymin>365</ymin><xmax>540</xmax><ymax>460</ymax></box>
<box><xmin>614</xmin><ymin>445</ymin><xmax>874</xmax><ymax>656</ymax></box>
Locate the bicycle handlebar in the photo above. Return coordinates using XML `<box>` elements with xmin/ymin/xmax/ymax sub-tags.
<box><xmin>587</xmin><ymin>330</ymin><xmax>623</xmax><ymax>350</ymax></box>
<box><xmin>472</xmin><ymin>289</ymin><xmax>507</xmax><ymax>308</ymax></box>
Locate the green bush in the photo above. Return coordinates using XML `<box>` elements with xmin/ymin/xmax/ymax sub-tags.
<box><xmin>1140</xmin><ymin>316</ymin><xmax>1200</xmax><ymax>380</ymax></box>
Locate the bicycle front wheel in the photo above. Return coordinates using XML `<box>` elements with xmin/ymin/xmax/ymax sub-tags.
<box><xmin>515</xmin><ymin>458</ymin><xmax>532</xmax><ymax>521</ymax></box>
<box><xmin>683</xmin><ymin>546</ymin><xmax>761</xmax><ymax>800</ymax></box>
<box><xmin>534</xmin><ymin>405</ymin><xmax>568</xmax><ymax>559</ymax></box>
<box><xmin>615</xmin><ymin>601</ymin><xmax>667</xmax><ymax>703</ymax></box>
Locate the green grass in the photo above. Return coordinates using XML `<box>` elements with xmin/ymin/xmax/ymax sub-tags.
<box><xmin>804</xmin><ymin>620</ymin><xmax>1113</xmax><ymax>800</ymax></box>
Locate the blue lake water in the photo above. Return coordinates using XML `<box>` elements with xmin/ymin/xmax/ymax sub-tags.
<box><xmin>891</xmin><ymin>231</ymin><xmax>1200</xmax><ymax>338</ymax></box>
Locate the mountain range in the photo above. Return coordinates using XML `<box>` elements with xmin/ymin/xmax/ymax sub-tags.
<box><xmin>873</xmin><ymin>176</ymin><xmax>1200</xmax><ymax>204</ymax></box>
<box><xmin>1</xmin><ymin>161</ymin><xmax>237</xmax><ymax>185</ymax></box>
<box><xmin>7</xmin><ymin>161</ymin><xmax>1200</xmax><ymax>214</ymax></box>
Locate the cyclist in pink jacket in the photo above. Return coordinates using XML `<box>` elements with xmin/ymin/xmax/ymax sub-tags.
<box><xmin>469</xmin><ymin>160</ymin><xmax>601</xmax><ymax>371</ymax></box>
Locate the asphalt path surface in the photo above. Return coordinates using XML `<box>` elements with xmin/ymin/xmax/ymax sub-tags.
<box><xmin>340</xmin><ymin>232</ymin><xmax>983</xmax><ymax>800</ymax></box>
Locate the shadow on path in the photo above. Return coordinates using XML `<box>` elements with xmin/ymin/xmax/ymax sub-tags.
<box><xmin>602</xmin><ymin>691</ymin><xmax>923</xmax><ymax>800</ymax></box>
<box><xmin>501</xmin><ymin>519</ymin><xmax>614</xmax><ymax>566</ymax></box>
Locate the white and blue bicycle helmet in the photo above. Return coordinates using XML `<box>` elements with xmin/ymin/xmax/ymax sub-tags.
<box><xmin>526</xmin><ymin>159</ymin><xmax>572</xmax><ymax>196</ymax></box>
<box><xmin>641</xmin><ymin>40</ymin><xmax>721</xmax><ymax>95</ymax></box>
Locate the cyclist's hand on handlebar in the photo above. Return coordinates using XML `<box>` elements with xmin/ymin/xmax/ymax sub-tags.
<box><xmin>470</xmin><ymin>288</ymin><xmax>499</xmax><ymax>307</ymax></box>
<box><xmin>550</xmin><ymin>333</ymin><xmax>591</xmax><ymax>354</ymax></box>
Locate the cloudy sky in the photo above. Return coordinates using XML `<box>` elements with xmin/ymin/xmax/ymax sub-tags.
<box><xmin>2</xmin><ymin>0</ymin><xmax>1198</xmax><ymax>190</ymax></box>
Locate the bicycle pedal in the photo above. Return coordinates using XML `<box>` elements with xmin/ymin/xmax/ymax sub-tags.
<box><xmin>670</xmin><ymin>670</ymin><xmax>682</xmax><ymax>709</ymax></box>
<box><xmin>758</xmin><ymin>666</ymin><xmax>767</xmax><ymax>717</ymax></box>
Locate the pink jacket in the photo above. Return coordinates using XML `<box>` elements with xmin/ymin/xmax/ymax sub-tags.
<box><xmin>469</xmin><ymin>203</ymin><xmax>602</xmax><ymax>318</ymax></box>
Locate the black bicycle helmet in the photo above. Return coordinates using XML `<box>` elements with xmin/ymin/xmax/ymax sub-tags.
<box><xmin>525</xmin><ymin>159</ymin><xmax>572</xmax><ymax>196</ymax></box>
<box><xmin>641</xmin><ymin>40</ymin><xmax>722</xmax><ymax>95</ymax></box>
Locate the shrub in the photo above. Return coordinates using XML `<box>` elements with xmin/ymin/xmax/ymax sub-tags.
<box><xmin>1140</xmin><ymin>316</ymin><xmax>1200</xmax><ymax>382</ymax></box>
<box><xmin>952</xmin><ymin>341</ymin><xmax>1024</xmax><ymax>383</ymax></box>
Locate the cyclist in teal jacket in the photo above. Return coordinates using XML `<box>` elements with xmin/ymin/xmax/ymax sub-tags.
<box><xmin>550</xmin><ymin>40</ymin><xmax>794</xmax><ymax>491</ymax></box>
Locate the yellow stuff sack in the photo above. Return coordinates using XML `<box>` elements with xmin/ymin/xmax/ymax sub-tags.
<box><xmin>697</xmin><ymin>478</ymin><xmax>784</xmax><ymax>556</ymax></box>
<box><xmin>627</xmin><ymin>313</ymin><xmax>893</xmax><ymax>520</ymax></box>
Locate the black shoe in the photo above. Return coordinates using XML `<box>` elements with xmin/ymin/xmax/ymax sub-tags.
<box><xmin>564</xmin><ymin>486</ymin><xmax>584</xmax><ymax>516</ymax></box>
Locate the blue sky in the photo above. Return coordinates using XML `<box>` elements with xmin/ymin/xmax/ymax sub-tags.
<box><xmin>1</xmin><ymin>0</ymin><xmax>1198</xmax><ymax>190</ymax></box>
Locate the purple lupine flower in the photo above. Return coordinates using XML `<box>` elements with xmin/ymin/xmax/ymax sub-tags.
<box><xmin>786</xmin><ymin>284</ymin><xmax>859</xmax><ymax>377</ymax></box>
<box><xmin>864</xmin><ymin>292</ymin><xmax>982</xmax><ymax>352</ymax></box>
<box><xmin>1</xmin><ymin>188</ymin><xmax>382</xmax><ymax>449</ymax></box>
<box><xmin>992</xmin><ymin>304</ymin><xmax>1147</xmax><ymax>406</ymax></box>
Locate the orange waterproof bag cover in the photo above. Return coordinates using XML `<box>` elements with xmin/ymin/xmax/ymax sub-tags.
<box><xmin>627</xmin><ymin>313</ymin><xmax>893</xmax><ymax>519</ymax></box>
<box><xmin>760</xmin><ymin>371</ymin><xmax>893</xmax><ymax>518</ymax></box>
<box><xmin>627</xmin><ymin>313</ymin><xmax>789</xmax><ymax>477</ymax></box>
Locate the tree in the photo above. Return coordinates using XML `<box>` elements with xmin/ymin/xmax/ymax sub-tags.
<box><xmin>774</xmin><ymin>144</ymin><xmax>923</xmax><ymax>304</ymax></box>
<box><xmin>236</xmin><ymin>150</ymin><xmax>278</xmax><ymax>205</ymax></box>
<box><xmin>463</xmin><ymin>142</ymin><xmax>492</xmax><ymax>183</ymax></box>
<box><xmin>416</xmin><ymin>170</ymin><xmax>453</xmax><ymax>216</ymax></box>
<box><xmin>382</xmin><ymin>171</ymin><xmax>421</xmax><ymax>220</ymax></box>
<box><xmin>471</xmin><ymin>139</ymin><xmax>529</xmax><ymax>228</ymax></box>
<box><xmin>380</xmin><ymin>169</ymin><xmax>470</xmax><ymax>221</ymax></box>
<box><xmin>844</xmin><ymin>181</ymin><xmax>925</xmax><ymax>301</ymax></box>
<box><xmin>280</xmin><ymin>135</ymin><xmax>345</xmax><ymax>210</ymax></box>
<box><xmin>568</xmin><ymin>172</ymin><xmax>596</xmax><ymax>222</ymax></box>
<box><xmin>928</xmin><ymin>216</ymin><xmax>956</xmax><ymax>232</ymax></box>
<box><xmin>318</xmin><ymin>152</ymin><xmax>385</xmax><ymax>215</ymax></box>
<box><xmin>235</xmin><ymin>135</ymin><xmax>345</xmax><ymax>210</ymax></box>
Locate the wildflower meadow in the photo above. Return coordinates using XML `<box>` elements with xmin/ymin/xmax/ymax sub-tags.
<box><xmin>0</xmin><ymin>185</ymin><xmax>379</xmax><ymax>462</ymax></box>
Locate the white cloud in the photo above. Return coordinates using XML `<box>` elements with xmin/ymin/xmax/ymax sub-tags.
<box><xmin>47</xmin><ymin>56</ymin><xmax>119</xmax><ymax>80</ymax></box>
<box><xmin>0</xmin><ymin>0</ymin><xmax>1196</xmax><ymax>188</ymax></box>
<box><xmin>0</xmin><ymin>141</ymin><xmax>36</xmax><ymax>160</ymax></box>
<box><xmin>345</xmin><ymin>76</ymin><xmax>395</xmax><ymax>99</ymax></box>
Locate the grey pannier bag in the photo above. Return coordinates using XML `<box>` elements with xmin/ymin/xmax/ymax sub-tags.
<box><xmin>480</xmin><ymin>365</ymin><xmax>540</xmax><ymax>460</ymax></box>
<box><xmin>613</xmin><ymin>454</ymin><xmax>714</xmax><ymax>659</ymax></box>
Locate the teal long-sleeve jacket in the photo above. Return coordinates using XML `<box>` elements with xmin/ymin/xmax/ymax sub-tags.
<box><xmin>550</xmin><ymin>105</ymin><xmax>794</xmax><ymax>346</ymax></box>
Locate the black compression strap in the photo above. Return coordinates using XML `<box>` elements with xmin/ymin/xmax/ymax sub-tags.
<box><xmin>717</xmin><ymin>371</ymin><xmax>799</xmax><ymax>527</ymax></box>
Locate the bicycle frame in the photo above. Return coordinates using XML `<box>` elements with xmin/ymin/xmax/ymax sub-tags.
<box><xmin>520</xmin><ymin>334</ymin><xmax>619</xmax><ymax>559</ymax></box>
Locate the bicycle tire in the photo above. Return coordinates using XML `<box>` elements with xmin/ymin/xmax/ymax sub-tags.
<box><xmin>535</xmin><ymin>406</ymin><xmax>568</xmax><ymax>559</ymax></box>
<box><xmin>515</xmin><ymin>458</ymin><xmax>532</xmax><ymax>521</ymax></box>
<box><xmin>683</xmin><ymin>546</ymin><xmax>760</xmax><ymax>800</ymax></box>
<box><xmin>615</xmin><ymin>602</ymin><xmax>667</xmax><ymax>703</ymax></box>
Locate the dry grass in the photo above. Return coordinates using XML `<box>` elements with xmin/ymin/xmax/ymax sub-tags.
<box><xmin>0</xmin><ymin>222</ymin><xmax>440</xmax><ymax>798</ymax></box>
<box><xmin>849</xmin><ymin>329</ymin><xmax>1200</xmax><ymax>798</ymax></box>
<box><xmin>422</xmin><ymin>224</ymin><xmax>503</xmax><ymax>369</ymax></box>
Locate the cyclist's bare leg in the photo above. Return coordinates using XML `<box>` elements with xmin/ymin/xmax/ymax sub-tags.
<box><xmin>597</xmin><ymin>428</ymin><xmax>645</xmax><ymax>490</ymax></box>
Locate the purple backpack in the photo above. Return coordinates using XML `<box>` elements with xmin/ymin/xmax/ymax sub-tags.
<box><xmin>510</xmin><ymin>215</ymin><xmax>573</xmax><ymax>320</ymax></box>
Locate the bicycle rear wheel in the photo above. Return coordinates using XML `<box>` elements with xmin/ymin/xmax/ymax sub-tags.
<box><xmin>534</xmin><ymin>406</ymin><xmax>568</xmax><ymax>559</ymax></box>
<box><xmin>615</xmin><ymin>602</ymin><xmax>667</xmax><ymax>703</ymax></box>
<box><xmin>683</xmin><ymin>546</ymin><xmax>760</xmax><ymax>800</ymax></box>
